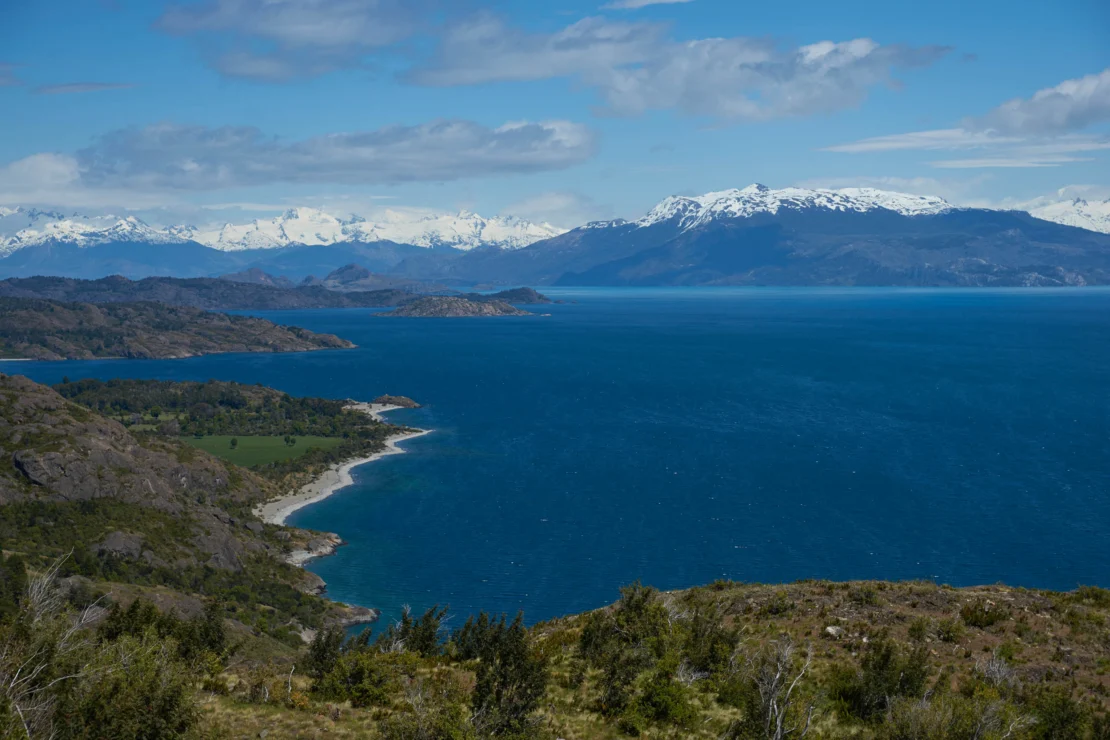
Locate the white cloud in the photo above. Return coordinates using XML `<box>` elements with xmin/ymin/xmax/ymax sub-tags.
<box><xmin>0</xmin><ymin>64</ymin><xmax>20</xmax><ymax>87</ymax></box>
<box><xmin>825</xmin><ymin>68</ymin><xmax>1110</xmax><ymax>169</ymax></box>
<box><xmin>33</xmin><ymin>82</ymin><xmax>135</xmax><ymax>95</ymax></box>
<box><xmin>930</xmin><ymin>155</ymin><xmax>1096</xmax><ymax>169</ymax></box>
<box><xmin>409</xmin><ymin>17</ymin><xmax>950</xmax><ymax>121</ymax></box>
<box><xmin>501</xmin><ymin>191</ymin><xmax>613</xmax><ymax>229</ymax></box>
<box><xmin>0</xmin><ymin>153</ymin><xmax>179</xmax><ymax>209</ymax></box>
<box><xmin>0</xmin><ymin>119</ymin><xmax>597</xmax><ymax>202</ymax></box>
<box><xmin>406</xmin><ymin>16</ymin><xmax>665</xmax><ymax>86</ymax></box>
<box><xmin>602</xmin><ymin>0</ymin><xmax>695</xmax><ymax>9</ymax></box>
<box><xmin>969</xmin><ymin>68</ymin><xmax>1110</xmax><ymax>136</ymax></box>
<box><xmin>822</xmin><ymin>128</ymin><xmax>1020</xmax><ymax>153</ymax></box>
<box><xmin>595</xmin><ymin>37</ymin><xmax>949</xmax><ymax>120</ymax></box>
<box><xmin>157</xmin><ymin>0</ymin><xmax>428</xmax><ymax>81</ymax></box>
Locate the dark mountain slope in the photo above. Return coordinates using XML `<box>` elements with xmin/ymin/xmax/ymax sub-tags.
<box><xmin>554</xmin><ymin>209</ymin><xmax>1110</xmax><ymax>287</ymax></box>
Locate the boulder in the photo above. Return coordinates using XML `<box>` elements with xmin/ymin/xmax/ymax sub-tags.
<box><xmin>93</xmin><ymin>531</ymin><xmax>144</xmax><ymax>559</ymax></box>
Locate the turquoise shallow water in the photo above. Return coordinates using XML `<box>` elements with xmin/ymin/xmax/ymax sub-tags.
<box><xmin>16</xmin><ymin>288</ymin><xmax>1110</xmax><ymax>630</ymax></box>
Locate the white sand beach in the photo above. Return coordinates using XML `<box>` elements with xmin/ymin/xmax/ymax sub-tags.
<box><xmin>253</xmin><ymin>403</ymin><xmax>430</xmax><ymax>527</ymax></box>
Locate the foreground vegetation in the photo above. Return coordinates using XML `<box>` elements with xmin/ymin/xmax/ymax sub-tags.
<box><xmin>4</xmin><ymin>561</ymin><xmax>1110</xmax><ymax>740</ymax></box>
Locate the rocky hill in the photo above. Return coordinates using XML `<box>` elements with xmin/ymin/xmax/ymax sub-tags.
<box><xmin>0</xmin><ymin>375</ymin><xmax>392</xmax><ymax>634</ymax></box>
<box><xmin>0</xmin><ymin>297</ymin><xmax>354</xmax><ymax>360</ymax></box>
<box><xmin>378</xmin><ymin>296</ymin><xmax>532</xmax><ymax>317</ymax></box>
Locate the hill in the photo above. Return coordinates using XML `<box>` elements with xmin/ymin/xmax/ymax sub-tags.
<box><xmin>0</xmin><ymin>374</ymin><xmax>383</xmax><ymax>627</ymax></box>
<box><xmin>0</xmin><ymin>297</ymin><xmax>354</xmax><ymax>360</ymax></box>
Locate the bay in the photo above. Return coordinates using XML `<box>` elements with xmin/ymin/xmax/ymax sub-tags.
<box><xmin>16</xmin><ymin>288</ymin><xmax>1110</xmax><ymax>630</ymax></box>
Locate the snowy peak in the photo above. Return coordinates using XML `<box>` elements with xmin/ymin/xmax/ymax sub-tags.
<box><xmin>341</xmin><ymin>209</ymin><xmax>563</xmax><ymax>251</ymax></box>
<box><xmin>0</xmin><ymin>205</ymin><xmax>564</xmax><ymax>254</ymax></box>
<box><xmin>634</xmin><ymin>185</ymin><xmax>953</xmax><ymax>231</ymax></box>
<box><xmin>1029</xmin><ymin>197</ymin><xmax>1110</xmax><ymax>234</ymax></box>
<box><xmin>0</xmin><ymin>206</ymin><xmax>187</xmax><ymax>255</ymax></box>
<box><xmin>188</xmin><ymin>207</ymin><xmax>562</xmax><ymax>252</ymax></box>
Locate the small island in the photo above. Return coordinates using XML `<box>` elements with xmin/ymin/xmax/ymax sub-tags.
<box><xmin>371</xmin><ymin>394</ymin><xmax>422</xmax><ymax>408</ymax></box>
<box><xmin>0</xmin><ymin>297</ymin><xmax>354</xmax><ymax>360</ymax></box>
<box><xmin>377</xmin><ymin>296</ymin><xmax>533</xmax><ymax>318</ymax></box>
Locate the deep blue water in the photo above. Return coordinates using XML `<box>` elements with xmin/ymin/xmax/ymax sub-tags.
<box><xmin>14</xmin><ymin>288</ymin><xmax>1110</xmax><ymax>631</ymax></box>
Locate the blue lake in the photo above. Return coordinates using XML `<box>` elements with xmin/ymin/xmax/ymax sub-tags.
<box><xmin>16</xmin><ymin>288</ymin><xmax>1110</xmax><ymax>630</ymax></box>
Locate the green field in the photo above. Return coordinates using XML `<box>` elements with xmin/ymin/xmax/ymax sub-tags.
<box><xmin>182</xmin><ymin>435</ymin><xmax>345</xmax><ymax>467</ymax></box>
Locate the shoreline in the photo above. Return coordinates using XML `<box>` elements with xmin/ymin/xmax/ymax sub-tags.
<box><xmin>253</xmin><ymin>403</ymin><xmax>430</xmax><ymax>559</ymax></box>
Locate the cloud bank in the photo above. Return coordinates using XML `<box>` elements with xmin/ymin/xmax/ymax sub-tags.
<box><xmin>0</xmin><ymin>119</ymin><xmax>598</xmax><ymax>206</ymax></box>
<box><xmin>825</xmin><ymin>67</ymin><xmax>1110</xmax><ymax>168</ymax></box>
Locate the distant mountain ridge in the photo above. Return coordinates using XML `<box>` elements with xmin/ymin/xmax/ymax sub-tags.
<box><xmin>3</xmin><ymin>186</ymin><xmax>1110</xmax><ymax>286</ymax></box>
<box><xmin>0</xmin><ymin>205</ymin><xmax>563</xmax><ymax>255</ymax></box>
<box><xmin>1028</xmin><ymin>197</ymin><xmax>1110</xmax><ymax>234</ymax></box>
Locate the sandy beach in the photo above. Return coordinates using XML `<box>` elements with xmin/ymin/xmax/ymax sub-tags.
<box><xmin>253</xmin><ymin>402</ymin><xmax>430</xmax><ymax>527</ymax></box>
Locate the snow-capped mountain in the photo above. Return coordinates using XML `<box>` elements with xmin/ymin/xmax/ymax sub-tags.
<box><xmin>0</xmin><ymin>205</ymin><xmax>563</xmax><ymax>255</ymax></box>
<box><xmin>635</xmin><ymin>184</ymin><xmax>953</xmax><ymax>231</ymax></box>
<box><xmin>188</xmin><ymin>207</ymin><xmax>562</xmax><ymax>252</ymax></box>
<box><xmin>0</xmin><ymin>207</ymin><xmax>188</xmax><ymax>256</ymax></box>
<box><xmin>1029</xmin><ymin>198</ymin><xmax>1110</xmax><ymax>234</ymax></box>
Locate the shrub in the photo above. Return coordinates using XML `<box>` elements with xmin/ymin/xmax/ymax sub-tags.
<box><xmin>829</xmin><ymin>638</ymin><xmax>930</xmax><ymax>721</ymax></box>
<box><xmin>54</xmin><ymin>632</ymin><xmax>198</xmax><ymax>740</ymax></box>
<box><xmin>1030</xmin><ymin>686</ymin><xmax>1090</xmax><ymax>739</ymax></box>
<box><xmin>960</xmin><ymin>600</ymin><xmax>1009</xmax><ymax>629</ymax></box>
<box><xmin>314</xmin><ymin>651</ymin><xmax>402</xmax><ymax>708</ymax></box>
<box><xmin>907</xmin><ymin>617</ymin><xmax>931</xmax><ymax>642</ymax></box>
<box><xmin>634</xmin><ymin>662</ymin><xmax>698</xmax><ymax>728</ymax></box>
<box><xmin>937</xmin><ymin>618</ymin><xmax>965</xmax><ymax>643</ymax></box>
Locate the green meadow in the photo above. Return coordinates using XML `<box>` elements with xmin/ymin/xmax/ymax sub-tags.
<box><xmin>182</xmin><ymin>435</ymin><xmax>345</xmax><ymax>467</ymax></box>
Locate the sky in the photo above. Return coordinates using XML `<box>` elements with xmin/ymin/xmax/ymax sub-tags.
<box><xmin>0</xmin><ymin>0</ymin><xmax>1108</xmax><ymax>228</ymax></box>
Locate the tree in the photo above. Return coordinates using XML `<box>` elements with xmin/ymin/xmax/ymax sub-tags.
<box><xmin>470</xmin><ymin>613</ymin><xmax>548</xmax><ymax>737</ymax></box>
<box><xmin>230</xmin><ymin>437</ymin><xmax>238</xmax><ymax>450</ymax></box>
<box><xmin>720</xmin><ymin>637</ymin><xmax>816</xmax><ymax>740</ymax></box>
<box><xmin>828</xmin><ymin>637</ymin><xmax>929</xmax><ymax>721</ymax></box>
<box><xmin>0</xmin><ymin>556</ymin><xmax>201</xmax><ymax>739</ymax></box>
<box><xmin>150</xmin><ymin>406</ymin><xmax>162</xmax><ymax>419</ymax></box>
<box><xmin>377</xmin><ymin>605</ymin><xmax>448</xmax><ymax>658</ymax></box>
<box><xmin>306</xmin><ymin>626</ymin><xmax>346</xmax><ymax>680</ymax></box>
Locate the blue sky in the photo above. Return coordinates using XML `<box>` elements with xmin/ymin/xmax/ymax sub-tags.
<box><xmin>1</xmin><ymin>0</ymin><xmax>1108</xmax><ymax>227</ymax></box>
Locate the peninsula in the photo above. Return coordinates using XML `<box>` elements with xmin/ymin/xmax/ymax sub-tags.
<box><xmin>0</xmin><ymin>296</ymin><xmax>353</xmax><ymax>360</ymax></box>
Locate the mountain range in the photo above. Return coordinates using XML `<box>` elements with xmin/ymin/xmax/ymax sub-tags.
<box><xmin>0</xmin><ymin>205</ymin><xmax>562</xmax><ymax>255</ymax></box>
<box><xmin>3</xmin><ymin>186</ymin><xmax>1110</xmax><ymax>286</ymax></box>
